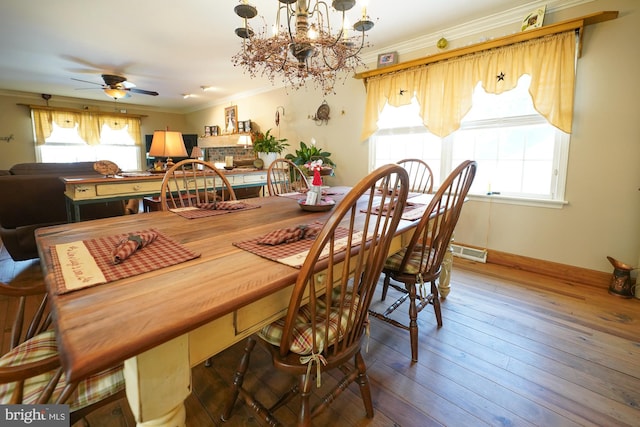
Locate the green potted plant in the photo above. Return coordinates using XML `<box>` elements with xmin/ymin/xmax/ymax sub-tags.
<box><xmin>252</xmin><ymin>129</ymin><xmax>289</xmax><ymax>169</ymax></box>
<box><xmin>285</xmin><ymin>141</ymin><xmax>336</xmax><ymax>175</ymax></box>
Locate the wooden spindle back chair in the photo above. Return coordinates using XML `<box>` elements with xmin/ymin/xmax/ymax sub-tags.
<box><xmin>267</xmin><ymin>158</ymin><xmax>310</xmax><ymax>196</ymax></box>
<box><xmin>221</xmin><ymin>164</ymin><xmax>410</xmax><ymax>426</ymax></box>
<box><xmin>160</xmin><ymin>159</ymin><xmax>236</xmax><ymax>210</ymax></box>
<box><xmin>370</xmin><ymin>160</ymin><xmax>477</xmax><ymax>362</ymax></box>
<box><xmin>397</xmin><ymin>158</ymin><xmax>434</xmax><ymax>194</ymax></box>
<box><xmin>0</xmin><ymin>281</ymin><xmax>126</xmax><ymax>423</ymax></box>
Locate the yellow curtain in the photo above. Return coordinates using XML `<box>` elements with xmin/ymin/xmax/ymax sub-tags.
<box><xmin>361</xmin><ymin>31</ymin><xmax>576</xmax><ymax>140</ymax></box>
<box><xmin>32</xmin><ymin>109</ymin><xmax>53</xmax><ymax>145</ymax></box>
<box><xmin>32</xmin><ymin>108</ymin><xmax>141</xmax><ymax>146</ymax></box>
<box><xmin>98</xmin><ymin>115</ymin><xmax>142</xmax><ymax>146</ymax></box>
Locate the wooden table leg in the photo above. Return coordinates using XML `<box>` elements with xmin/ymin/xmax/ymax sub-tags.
<box><xmin>124</xmin><ymin>335</ymin><xmax>191</xmax><ymax>427</ymax></box>
<box><xmin>437</xmin><ymin>233</ymin><xmax>455</xmax><ymax>299</ymax></box>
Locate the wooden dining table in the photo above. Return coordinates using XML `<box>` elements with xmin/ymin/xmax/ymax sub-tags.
<box><xmin>35</xmin><ymin>187</ymin><xmax>437</xmax><ymax>426</ymax></box>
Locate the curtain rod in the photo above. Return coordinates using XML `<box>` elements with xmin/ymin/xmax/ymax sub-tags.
<box><xmin>354</xmin><ymin>11</ymin><xmax>618</xmax><ymax>83</ymax></box>
<box><xmin>18</xmin><ymin>103</ymin><xmax>148</xmax><ymax>118</ymax></box>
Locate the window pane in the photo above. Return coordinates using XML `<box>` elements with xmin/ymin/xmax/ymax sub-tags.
<box><xmin>39</xmin><ymin>121</ymin><xmax>141</xmax><ymax>170</ymax></box>
<box><xmin>371</xmin><ymin>73</ymin><xmax>568</xmax><ymax>201</ymax></box>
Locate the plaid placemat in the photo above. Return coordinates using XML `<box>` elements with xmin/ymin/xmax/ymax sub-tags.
<box><xmin>233</xmin><ymin>222</ymin><xmax>352</xmax><ymax>268</ymax></box>
<box><xmin>277</xmin><ymin>191</ymin><xmax>305</xmax><ymax>200</ymax></box>
<box><xmin>50</xmin><ymin>228</ymin><xmax>200</xmax><ymax>294</ymax></box>
<box><xmin>170</xmin><ymin>202</ymin><xmax>260</xmax><ymax>219</ymax></box>
<box><xmin>366</xmin><ymin>201</ymin><xmax>427</xmax><ymax>221</ymax></box>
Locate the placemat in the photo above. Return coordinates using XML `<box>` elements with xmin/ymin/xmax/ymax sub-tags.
<box><xmin>51</xmin><ymin>228</ymin><xmax>200</xmax><ymax>294</ymax></box>
<box><xmin>233</xmin><ymin>223</ymin><xmax>353</xmax><ymax>268</ymax></box>
<box><xmin>170</xmin><ymin>202</ymin><xmax>260</xmax><ymax>219</ymax></box>
<box><xmin>366</xmin><ymin>201</ymin><xmax>427</xmax><ymax>221</ymax></box>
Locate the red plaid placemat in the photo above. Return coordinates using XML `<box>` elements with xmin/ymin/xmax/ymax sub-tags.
<box><xmin>366</xmin><ymin>201</ymin><xmax>427</xmax><ymax>221</ymax></box>
<box><xmin>170</xmin><ymin>202</ymin><xmax>260</xmax><ymax>219</ymax></box>
<box><xmin>51</xmin><ymin>228</ymin><xmax>200</xmax><ymax>294</ymax></box>
<box><xmin>233</xmin><ymin>222</ymin><xmax>351</xmax><ymax>268</ymax></box>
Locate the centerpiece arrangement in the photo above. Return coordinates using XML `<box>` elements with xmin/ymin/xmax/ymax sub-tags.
<box><xmin>285</xmin><ymin>140</ymin><xmax>336</xmax><ymax>176</ymax></box>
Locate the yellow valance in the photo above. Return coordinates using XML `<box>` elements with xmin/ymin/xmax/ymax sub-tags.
<box><xmin>31</xmin><ymin>107</ymin><xmax>141</xmax><ymax>146</ymax></box>
<box><xmin>361</xmin><ymin>31</ymin><xmax>576</xmax><ymax>140</ymax></box>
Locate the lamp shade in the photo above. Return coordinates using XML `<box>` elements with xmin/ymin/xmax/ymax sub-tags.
<box><xmin>103</xmin><ymin>88</ymin><xmax>128</xmax><ymax>99</ymax></box>
<box><xmin>149</xmin><ymin>130</ymin><xmax>188</xmax><ymax>158</ymax></box>
<box><xmin>190</xmin><ymin>146</ymin><xmax>204</xmax><ymax>158</ymax></box>
<box><xmin>237</xmin><ymin>135</ymin><xmax>252</xmax><ymax>147</ymax></box>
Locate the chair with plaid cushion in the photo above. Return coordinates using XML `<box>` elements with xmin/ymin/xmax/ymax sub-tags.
<box><xmin>370</xmin><ymin>160</ymin><xmax>476</xmax><ymax>362</ymax></box>
<box><xmin>397</xmin><ymin>158</ymin><xmax>434</xmax><ymax>194</ymax></box>
<box><xmin>267</xmin><ymin>158</ymin><xmax>310</xmax><ymax>196</ymax></box>
<box><xmin>0</xmin><ymin>281</ymin><xmax>126</xmax><ymax>424</ymax></box>
<box><xmin>220</xmin><ymin>164</ymin><xmax>410</xmax><ymax>426</ymax></box>
<box><xmin>160</xmin><ymin>159</ymin><xmax>237</xmax><ymax>210</ymax></box>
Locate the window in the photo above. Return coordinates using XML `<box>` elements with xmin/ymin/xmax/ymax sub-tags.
<box><xmin>370</xmin><ymin>74</ymin><xmax>569</xmax><ymax>206</ymax></box>
<box><xmin>36</xmin><ymin>122</ymin><xmax>142</xmax><ymax>171</ymax></box>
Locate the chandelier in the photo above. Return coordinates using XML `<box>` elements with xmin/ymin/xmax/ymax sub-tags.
<box><xmin>232</xmin><ymin>0</ymin><xmax>374</xmax><ymax>94</ymax></box>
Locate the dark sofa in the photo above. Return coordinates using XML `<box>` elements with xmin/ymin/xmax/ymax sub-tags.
<box><xmin>0</xmin><ymin>162</ymin><xmax>127</xmax><ymax>261</ymax></box>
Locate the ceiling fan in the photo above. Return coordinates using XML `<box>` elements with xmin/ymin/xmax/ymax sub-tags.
<box><xmin>72</xmin><ymin>74</ymin><xmax>159</xmax><ymax>99</ymax></box>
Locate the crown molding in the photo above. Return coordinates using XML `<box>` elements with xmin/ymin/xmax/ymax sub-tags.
<box><xmin>361</xmin><ymin>0</ymin><xmax>596</xmax><ymax>64</ymax></box>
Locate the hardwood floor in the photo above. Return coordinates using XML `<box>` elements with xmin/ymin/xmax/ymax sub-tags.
<box><xmin>2</xmin><ymin>242</ymin><xmax>639</xmax><ymax>426</ymax></box>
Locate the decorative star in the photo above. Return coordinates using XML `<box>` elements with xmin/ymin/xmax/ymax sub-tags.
<box><xmin>497</xmin><ymin>72</ymin><xmax>505</xmax><ymax>82</ymax></box>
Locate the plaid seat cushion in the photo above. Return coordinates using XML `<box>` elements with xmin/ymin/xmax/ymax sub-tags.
<box><xmin>259</xmin><ymin>292</ymin><xmax>359</xmax><ymax>355</ymax></box>
<box><xmin>0</xmin><ymin>330</ymin><xmax>125</xmax><ymax>411</ymax></box>
<box><xmin>384</xmin><ymin>246</ymin><xmax>425</xmax><ymax>275</ymax></box>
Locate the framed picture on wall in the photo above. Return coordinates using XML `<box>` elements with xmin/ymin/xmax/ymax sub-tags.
<box><xmin>521</xmin><ymin>5</ymin><xmax>546</xmax><ymax>31</ymax></box>
<box><xmin>377</xmin><ymin>52</ymin><xmax>398</xmax><ymax>67</ymax></box>
<box><xmin>224</xmin><ymin>105</ymin><xmax>238</xmax><ymax>133</ymax></box>
<box><xmin>211</xmin><ymin>125</ymin><xmax>219</xmax><ymax>136</ymax></box>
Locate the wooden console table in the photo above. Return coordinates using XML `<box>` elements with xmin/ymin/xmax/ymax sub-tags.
<box><xmin>62</xmin><ymin>168</ymin><xmax>268</xmax><ymax>221</ymax></box>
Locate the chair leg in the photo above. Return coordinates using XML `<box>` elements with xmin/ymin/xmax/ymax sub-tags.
<box><xmin>221</xmin><ymin>336</ymin><xmax>256</xmax><ymax>422</ymax></box>
<box><xmin>432</xmin><ymin>280</ymin><xmax>443</xmax><ymax>327</ymax></box>
<box><xmin>297</xmin><ymin>372</ymin><xmax>313</xmax><ymax>427</ymax></box>
<box><xmin>408</xmin><ymin>283</ymin><xmax>419</xmax><ymax>363</ymax></box>
<box><xmin>381</xmin><ymin>272</ymin><xmax>391</xmax><ymax>301</ymax></box>
<box><xmin>354</xmin><ymin>351</ymin><xmax>374</xmax><ymax>418</ymax></box>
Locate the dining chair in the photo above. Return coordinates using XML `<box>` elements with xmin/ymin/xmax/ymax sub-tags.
<box><xmin>221</xmin><ymin>164</ymin><xmax>410</xmax><ymax>426</ymax></box>
<box><xmin>370</xmin><ymin>160</ymin><xmax>476</xmax><ymax>362</ymax></box>
<box><xmin>267</xmin><ymin>158</ymin><xmax>310</xmax><ymax>196</ymax></box>
<box><xmin>159</xmin><ymin>159</ymin><xmax>237</xmax><ymax>210</ymax></box>
<box><xmin>0</xmin><ymin>281</ymin><xmax>126</xmax><ymax>424</ymax></box>
<box><xmin>396</xmin><ymin>158</ymin><xmax>434</xmax><ymax>194</ymax></box>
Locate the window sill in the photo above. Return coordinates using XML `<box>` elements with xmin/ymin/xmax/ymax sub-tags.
<box><xmin>468</xmin><ymin>194</ymin><xmax>568</xmax><ymax>209</ymax></box>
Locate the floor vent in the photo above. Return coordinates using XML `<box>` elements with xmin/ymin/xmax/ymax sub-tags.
<box><xmin>451</xmin><ymin>244</ymin><xmax>487</xmax><ymax>263</ymax></box>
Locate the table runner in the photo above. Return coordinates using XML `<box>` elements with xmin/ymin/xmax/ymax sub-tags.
<box><xmin>170</xmin><ymin>202</ymin><xmax>260</xmax><ymax>219</ymax></box>
<box><xmin>51</xmin><ymin>228</ymin><xmax>200</xmax><ymax>294</ymax></box>
<box><xmin>233</xmin><ymin>223</ymin><xmax>354</xmax><ymax>268</ymax></box>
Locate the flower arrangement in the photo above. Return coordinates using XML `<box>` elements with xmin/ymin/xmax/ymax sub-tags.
<box><xmin>304</xmin><ymin>159</ymin><xmax>325</xmax><ymax>186</ymax></box>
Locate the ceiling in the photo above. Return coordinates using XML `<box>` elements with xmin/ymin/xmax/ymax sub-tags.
<box><xmin>0</xmin><ymin>0</ymin><xmax>549</xmax><ymax>112</ymax></box>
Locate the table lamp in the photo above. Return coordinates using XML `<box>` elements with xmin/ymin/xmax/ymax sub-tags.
<box><xmin>237</xmin><ymin>134</ymin><xmax>252</xmax><ymax>149</ymax></box>
<box><xmin>190</xmin><ymin>146</ymin><xmax>204</xmax><ymax>160</ymax></box>
<box><xmin>149</xmin><ymin>130</ymin><xmax>188</xmax><ymax>169</ymax></box>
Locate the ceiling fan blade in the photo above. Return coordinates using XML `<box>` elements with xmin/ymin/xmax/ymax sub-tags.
<box><xmin>71</xmin><ymin>77</ymin><xmax>104</xmax><ymax>86</ymax></box>
<box><xmin>128</xmin><ymin>88</ymin><xmax>159</xmax><ymax>96</ymax></box>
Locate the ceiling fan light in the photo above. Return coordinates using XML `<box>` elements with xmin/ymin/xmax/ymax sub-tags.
<box><xmin>104</xmin><ymin>88</ymin><xmax>128</xmax><ymax>99</ymax></box>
